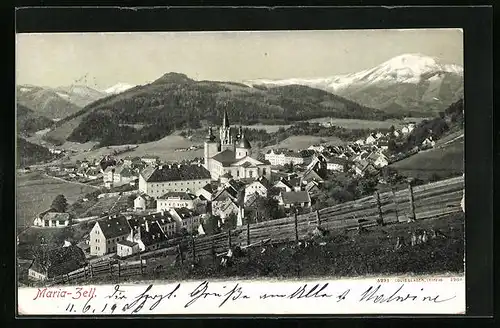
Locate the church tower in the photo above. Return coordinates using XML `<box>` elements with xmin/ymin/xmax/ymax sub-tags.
<box><xmin>235</xmin><ymin>126</ymin><xmax>251</xmax><ymax>160</ymax></box>
<box><xmin>219</xmin><ymin>109</ymin><xmax>235</xmax><ymax>152</ymax></box>
<box><xmin>204</xmin><ymin>126</ymin><xmax>218</xmax><ymax>170</ymax></box>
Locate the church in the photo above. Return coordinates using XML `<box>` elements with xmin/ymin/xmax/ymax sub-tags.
<box><xmin>204</xmin><ymin>110</ymin><xmax>272</xmax><ymax>182</ymax></box>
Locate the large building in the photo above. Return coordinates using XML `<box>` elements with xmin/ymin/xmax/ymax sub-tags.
<box><xmin>138</xmin><ymin>164</ymin><xmax>211</xmax><ymax>198</ymax></box>
<box><xmin>204</xmin><ymin>110</ymin><xmax>272</xmax><ymax>181</ymax></box>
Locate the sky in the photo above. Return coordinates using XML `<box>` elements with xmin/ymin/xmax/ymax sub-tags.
<box><xmin>16</xmin><ymin>29</ymin><xmax>463</xmax><ymax>91</ymax></box>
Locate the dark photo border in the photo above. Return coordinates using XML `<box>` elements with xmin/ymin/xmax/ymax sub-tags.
<box><xmin>3</xmin><ymin>4</ymin><xmax>494</xmax><ymax>325</ymax></box>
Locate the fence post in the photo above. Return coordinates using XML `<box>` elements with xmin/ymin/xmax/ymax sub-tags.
<box><xmin>228</xmin><ymin>229</ymin><xmax>232</xmax><ymax>249</ymax></box>
<box><xmin>191</xmin><ymin>235</ymin><xmax>196</xmax><ymax>261</ymax></box>
<box><xmin>375</xmin><ymin>191</ymin><xmax>384</xmax><ymax>226</ymax></box>
<box><xmin>109</xmin><ymin>261</ymin><xmax>112</xmax><ymax>275</ymax></box>
<box><xmin>140</xmin><ymin>257</ymin><xmax>143</xmax><ymax>275</ymax></box>
<box><xmin>178</xmin><ymin>244</ymin><xmax>184</xmax><ymax>264</ymax></box>
<box><xmin>407</xmin><ymin>178</ymin><xmax>416</xmax><ymax>222</ymax></box>
<box><xmin>246</xmin><ymin>220</ymin><xmax>250</xmax><ymax>246</ymax></box>
<box><xmin>392</xmin><ymin>189</ymin><xmax>400</xmax><ymax>222</ymax></box>
<box><xmin>66</xmin><ymin>274</ymin><xmax>70</xmax><ymax>283</ymax></box>
<box><xmin>294</xmin><ymin>209</ymin><xmax>299</xmax><ymax>243</ymax></box>
<box><xmin>316</xmin><ymin>209</ymin><xmax>321</xmax><ymax>226</ymax></box>
<box><xmin>90</xmin><ymin>264</ymin><xmax>93</xmax><ymax>278</ymax></box>
<box><xmin>118</xmin><ymin>261</ymin><xmax>121</xmax><ymax>280</ymax></box>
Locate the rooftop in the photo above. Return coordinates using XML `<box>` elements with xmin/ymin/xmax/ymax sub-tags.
<box><xmin>145</xmin><ymin>164</ymin><xmax>211</xmax><ymax>183</ymax></box>
<box><xmin>97</xmin><ymin>216</ymin><xmax>131</xmax><ymax>239</ymax></box>
<box><xmin>281</xmin><ymin>191</ymin><xmax>311</xmax><ymax>204</ymax></box>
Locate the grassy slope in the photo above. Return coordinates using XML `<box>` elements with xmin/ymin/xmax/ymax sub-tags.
<box><xmin>390</xmin><ymin>138</ymin><xmax>464</xmax><ymax>180</ymax></box>
<box><xmin>16</xmin><ymin>172</ymin><xmax>97</xmax><ymax>228</ymax></box>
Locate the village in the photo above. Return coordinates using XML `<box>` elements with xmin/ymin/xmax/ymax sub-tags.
<box><xmin>19</xmin><ymin>109</ymin><xmax>447</xmax><ymax>283</ymax></box>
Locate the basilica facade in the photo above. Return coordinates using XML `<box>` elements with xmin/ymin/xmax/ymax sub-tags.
<box><xmin>203</xmin><ymin>110</ymin><xmax>272</xmax><ymax>182</ymax></box>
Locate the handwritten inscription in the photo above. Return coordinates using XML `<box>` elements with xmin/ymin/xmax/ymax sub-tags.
<box><xmin>32</xmin><ymin>281</ymin><xmax>459</xmax><ymax>315</ymax></box>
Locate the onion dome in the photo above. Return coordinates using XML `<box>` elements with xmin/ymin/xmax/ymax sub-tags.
<box><xmin>238</xmin><ymin>135</ymin><xmax>251</xmax><ymax>149</ymax></box>
<box><xmin>206</xmin><ymin>126</ymin><xmax>216</xmax><ymax>142</ymax></box>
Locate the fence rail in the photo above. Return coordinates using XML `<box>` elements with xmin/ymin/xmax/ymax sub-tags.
<box><xmin>46</xmin><ymin>176</ymin><xmax>464</xmax><ymax>285</ymax></box>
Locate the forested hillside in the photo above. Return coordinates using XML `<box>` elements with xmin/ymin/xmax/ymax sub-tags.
<box><xmin>17</xmin><ymin>138</ymin><xmax>56</xmax><ymax>167</ymax></box>
<box><xmin>46</xmin><ymin>73</ymin><xmax>400</xmax><ymax>147</ymax></box>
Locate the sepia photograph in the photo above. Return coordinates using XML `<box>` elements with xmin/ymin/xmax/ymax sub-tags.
<box><xmin>15</xmin><ymin>28</ymin><xmax>465</xmax><ymax>315</ymax></box>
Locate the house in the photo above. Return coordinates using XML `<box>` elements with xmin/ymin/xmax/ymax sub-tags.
<box><xmin>196</xmin><ymin>183</ymin><xmax>215</xmax><ymax>201</ymax></box>
<box><xmin>402</xmin><ymin>123</ymin><xmax>416</xmax><ymax>135</ymax></box>
<box><xmin>273</xmin><ymin>177</ymin><xmax>294</xmax><ymax>193</ymax></box>
<box><xmin>33</xmin><ymin>212</ymin><xmax>71</xmax><ymax>228</ymax></box>
<box><xmin>134</xmin><ymin>195</ymin><xmax>146</xmax><ymax>211</ymax></box>
<box><xmin>126</xmin><ymin>218</ymin><xmax>169</xmax><ymax>252</ymax></box>
<box><xmin>141</xmin><ymin>156</ymin><xmax>160</xmax><ymax>165</ymax></box>
<box><xmin>116</xmin><ymin>240</ymin><xmax>141</xmax><ymax>258</ymax></box>
<box><xmin>89</xmin><ymin>216</ymin><xmax>132</xmax><ymax>256</ymax></box>
<box><xmin>169</xmin><ymin>208</ymin><xmax>202</xmax><ymax>234</ymax></box>
<box><xmin>354</xmin><ymin>160</ymin><xmax>378</xmax><ymax>177</ymax></box>
<box><xmin>367</xmin><ymin>152</ymin><xmax>389</xmax><ymax>168</ymax></box>
<box><xmin>355</xmin><ymin>139</ymin><xmax>365</xmax><ymax>146</ymax></box>
<box><xmin>99</xmin><ymin>155</ymin><xmax>117</xmax><ymax>173</ymax></box>
<box><xmin>138</xmin><ymin>164</ymin><xmax>212</xmax><ymax>199</ymax></box>
<box><xmin>157</xmin><ymin>191</ymin><xmax>196</xmax><ymax>212</ymax></box>
<box><xmin>319</xmin><ymin>155</ymin><xmax>348</xmax><ymax>172</ymax></box>
<box><xmin>84</xmin><ymin>167</ymin><xmax>101</xmax><ymax>180</ymax></box>
<box><xmin>422</xmin><ymin>137</ymin><xmax>436</xmax><ymax>148</ymax></box>
<box><xmin>279</xmin><ymin>191</ymin><xmax>312</xmax><ymax>209</ymax></box>
<box><xmin>304</xmin><ymin>180</ymin><xmax>321</xmax><ymax>195</ymax></box>
<box><xmin>308</xmin><ymin>144</ymin><xmax>326</xmax><ymax>152</ymax></box>
<box><xmin>264</xmin><ymin>149</ymin><xmax>315</xmax><ymax>166</ymax></box>
<box><xmin>244</xmin><ymin>176</ymin><xmax>271</xmax><ymax>203</ymax></box>
<box><xmin>375</xmin><ymin>132</ymin><xmax>384</xmax><ymax>139</ymax></box>
<box><xmin>377</xmin><ymin>139</ymin><xmax>390</xmax><ymax>150</ymax></box>
<box><xmin>301</xmin><ymin>167</ymin><xmax>325</xmax><ymax>184</ymax></box>
<box><xmin>365</xmin><ymin>133</ymin><xmax>378</xmax><ymax>144</ymax></box>
<box><xmin>214</xmin><ymin>198</ymin><xmax>243</xmax><ymax>225</ymax></box>
<box><xmin>28</xmin><ymin>245</ymin><xmax>86</xmax><ymax>281</ymax></box>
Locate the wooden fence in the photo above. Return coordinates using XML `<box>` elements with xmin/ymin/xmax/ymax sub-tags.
<box><xmin>48</xmin><ymin>176</ymin><xmax>464</xmax><ymax>285</ymax></box>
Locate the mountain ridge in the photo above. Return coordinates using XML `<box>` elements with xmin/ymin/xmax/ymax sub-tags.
<box><xmin>245</xmin><ymin>54</ymin><xmax>463</xmax><ymax>114</ymax></box>
<box><xmin>43</xmin><ymin>72</ymin><xmax>397</xmax><ymax>147</ymax></box>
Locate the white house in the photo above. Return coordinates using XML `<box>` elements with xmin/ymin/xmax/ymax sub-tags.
<box><xmin>244</xmin><ymin>176</ymin><xmax>271</xmax><ymax>203</ymax></box>
<box><xmin>264</xmin><ymin>149</ymin><xmax>315</xmax><ymax>166</ymax></box>
<box><xmin>308</xmin><ymin>144</ymin><xmax>326</xmax><ymax>152</ymax></box>
<box><xmin>365</xmin><ymin>134</ymin><xmax>378</xmax><ymax>144</ymax></box>
<box><xmin>89</xmin><ymin>216</ymin><xmax>132</xmax><ymax>256</ymax></box>
<box><xmin>134</xmin><ymin>195</ymin><xmax>146</xmax><ymax>211</ymax></box>
<box><xmin>33</xmin><ymin>212</ymin><xmax>71</xmax><ymax>228</ymax></box>
<box><xmin>157</xmin><ymin>192</ymin><xmax>196</xmax><ymax>212</ymax></box>
<box><xmin>422</xmin><ymin>137</ymin><xmax>436</xmax><ymax>148</ymax></box>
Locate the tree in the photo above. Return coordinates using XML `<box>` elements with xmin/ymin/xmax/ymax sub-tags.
<box><xmin>223</xmin><ymin>213</ymin><xmax>238</xmax><ymax>231</ymax></box>
<box><xmin>203</xmin><ymin>214</ymin><xmax>221</xmax><ymax>235</ymax></box>
<box><xmin>51</xmin><ymin>194</ymin><xmax>68</xmax><ymax>213</ymax></box>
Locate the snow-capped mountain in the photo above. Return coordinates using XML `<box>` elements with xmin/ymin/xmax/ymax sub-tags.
<box><xmin>104</xmin><ymin>83</ymin><xmax>136</xmax><ymax>94</ymax></box>
<box><xmin>16</xmin><ymin>84</ymin><xmax>108</xmax><ymax>119</ymax></box>
<box><xmin>246</xmin><ymin>54</ymin><xmax>464</xmax><ymax>114</ymax></box>
<box><xmin>53</xmin><ymin>85</ymin><xmax>107</xmax><ymax>107</ymax></box>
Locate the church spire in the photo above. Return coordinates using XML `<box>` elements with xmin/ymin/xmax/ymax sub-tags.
<box><xmin>222</xmin><ymin>109</ymin><xmax>230</xmax><ymax>128</ymax></box>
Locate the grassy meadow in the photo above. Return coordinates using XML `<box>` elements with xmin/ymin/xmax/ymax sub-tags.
<box><xmin>16</xmin><ymin>172</ymin><xmax>96</xmax><ymax>228</ymax></box>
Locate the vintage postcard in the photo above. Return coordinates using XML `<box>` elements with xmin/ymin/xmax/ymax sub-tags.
<box><xmin>16</xmin><ymin>29</ymin><xmax>465</xmax><ymax>315</ymax></box>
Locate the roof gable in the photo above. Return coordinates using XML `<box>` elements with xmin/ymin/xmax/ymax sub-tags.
<box><xmin>97</xmin><ymin>216</ymin><xmax>131</xmax><ymax>239</ymax></box>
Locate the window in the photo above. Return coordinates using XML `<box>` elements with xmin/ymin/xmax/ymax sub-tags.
<box><xmin>263</xmin><ymin>168</ymin><xmax>266</xmax><ymax>175</ymax></box>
